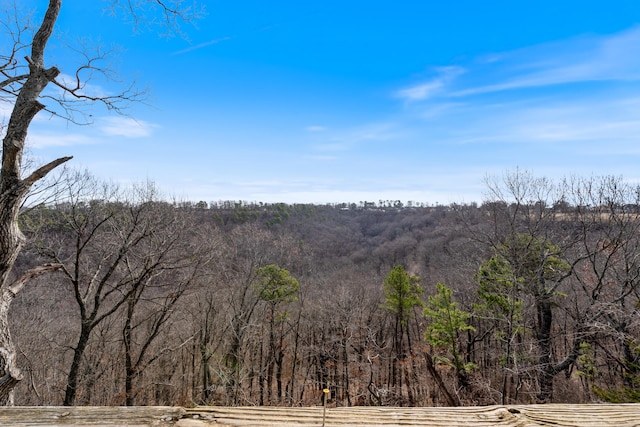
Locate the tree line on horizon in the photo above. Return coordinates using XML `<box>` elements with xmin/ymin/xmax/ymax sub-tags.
<box><xmin>8</xmin><ymin>170</ymin><xmax>640</xmax><ymax>407</ymax></box>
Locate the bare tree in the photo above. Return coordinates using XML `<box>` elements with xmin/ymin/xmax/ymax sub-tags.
<box><xmin>25</xmin><ymin>176</ymin><xmax>204</xmax><ymax>406</ymax></box>
<box><xmin>561</xmin><ymin>176</ymin><xmax>640</xmax><ymax>401</ymax></box>
<box><xmin>479</xmin><ymin>170</ymin><xmax>578</xmax><ymax>402</ymax></box>
<box><xmin>119</xmin><ymin>210</ymin><xmax>217</xmax><ymax>406</ymax></box>
<box><xmin>0</xmin><ymin>0</ymin><xmax>70</xmax><ymax>405</ymax></box>
<box><xmin>217</xmin><ymin>224</ymin><xmax>303</xmax><ymax>405</ymax></box>
<box><xmin>0</xmin><ymin>0</ymin><xmax>201</xmax><ymax>404</ymax></box>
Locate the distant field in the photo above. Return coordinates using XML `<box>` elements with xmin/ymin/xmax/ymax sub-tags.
<box><xmin>1</xmin><ymin>404</ymin><xmax>639</xmax><ymax>426</ymax></box>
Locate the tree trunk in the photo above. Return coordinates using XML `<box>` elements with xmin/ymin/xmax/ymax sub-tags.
<box><xmin>536</xmin><ymin>295</ymin><xmax>554</xmax><ymax>403</ymax></box>
<box><xmin>423</xmin><ymin>351</ymin><xmax>458</xmax><ymax>406</ymax></box>
<box><xmin>258</xmin><ymin>336</ymin><xmax>265</xmax><ymax>406</ymax></box>
<box><xmin>0</xmin><ymin>0</ymin><xmax>71</xmax><ymax>405</ymax></box>
<box><xmin>199</xmin><ymin>333</ymin><xmax>212</xmax><ymax>403</ymax></box>
<box><xmin>124</xmin><ymin>298</ymin><xmax>135</xmax><ymax>406</ymax></box>
<box><xmin>286</xmin><ymin>310</ymin><xmax>301</xmax><ymax>404</ymax></box>
<box><xmin>0</xmin><ymin>290</ymin><xmax>21</xmax><ymax>406</ymax></box>
<box><xmin>64</xmin><ymin>323</ymin><xmax>92</xmax><ymax>406</ymax></box>
<box><xmin>227</xmin><ymin>318</ymin><xmax>244</xmax><ymax>404</ymax></box>
<box><xmin>276</xmin><ymin>346</ymin><xmax>284</xmax><ymax>403</ymax></box>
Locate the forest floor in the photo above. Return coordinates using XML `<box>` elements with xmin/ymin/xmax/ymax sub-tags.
<box><xmin>0</xmin><ymin>404</ymin><xmax>639</xmax><ymax>426</ymax></box>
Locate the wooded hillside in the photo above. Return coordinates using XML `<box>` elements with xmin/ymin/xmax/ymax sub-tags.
<box><xmin>9</xmin><ymin>173</ymin><xmax>640</xmax><ymax>407</ymax></box>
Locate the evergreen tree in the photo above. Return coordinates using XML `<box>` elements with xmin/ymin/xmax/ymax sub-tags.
<box><xmin>382</xmin><ymin>265</ymin><xmax>424</xmax><ymax>403</ymax></box>
<box><xmin>475</xmin><ymin>254</ymin><xmax>525</xmax><ymax>403</ymax></box>
<box><xmin>424</xmin><ymin>283</ymin><xmax>475</xmax><ymax>390</ymax></box>
<box><xmin>255</xmin><ymin>264</ymin><xmax>299</xmax><ymax>403</ymax></box>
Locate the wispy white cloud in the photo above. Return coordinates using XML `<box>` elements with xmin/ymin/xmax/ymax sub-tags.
<box><xmin>166</xmin><ymin>173</ymin><xmax>483</xmax><ymax>205</ymax></box>
<box><xmin>314</xmin><ymin>143</ymin><xmax>348</xmax><ymax>152</ymax></box>
<box><xmin>0</xmin><ymin>101</ymin><xmax>15</xmax><ymax>121</ymax></box>
<box><xmin>391</xmin><ymin>25</ymin><xmax>640</xmax><ymax>162</ymax></box>
<box><xmin>172</xmin><ymin>37</ymin><xmax>232</xmax><ymax>55</ymax></box>
<box><xmin>52</xmin><ymin>73</ymin><xmax>110</xmax><ymax>99</ymax></box>
<box><xmin>419</xmin><ymin>102</ymin><xmax>466</xmax><ymax>119</ymax></box>
<box><xmin>304</xmin><ymin>154</ymin><xmax>338</xmax><ymax>161</ymax></box>
<box><xmin>305</xmin><ymin>125</ymin><xmax>327</xmax><ymax>132</ymax></box>
<box><xmin>396</xmin><ymin>80</ymin><xmax>444</xmax><ymax>101</ymax></box>
<box><xmin>395</xmin><ymin>26</ymin><xmax>640</xmax><ymax>102</ymax></box>
<box><xmin>396</xmin><ymin>66</ymin><xmax>465</xmax><ymax>101</ymax></box>
<box><xmin>27</xmin><ymin>132</ymin><xmax>93</xmax><ymax>148</ymax></box>
<box><xmin>309</xmin><ymin>122</ymin><xmax>403</xmax><ymax>155</ymax></box>
<box><xmin>99</xmin><ymin>117</ymin><xmax>155</xmax><ymax>138</ymax></box>
<box><xmin>453</xmin><ymin>26</ymin><xmax>640</xmax><ymax>97</ymax></box>
<box><xmin>340</xmin><ymin>122</ymin><xmax>403</xmax><ymax>143</ymax></box>
<box><xmin>471</xmin><ymin>97</ymin><xmax>640</xmax><ymax>148</ymax></box>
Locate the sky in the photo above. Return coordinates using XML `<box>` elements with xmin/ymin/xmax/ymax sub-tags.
<box><xmin>11</xmin><ymin>0</ymin><xmax>640</xmax><ymax>204</ymax></box>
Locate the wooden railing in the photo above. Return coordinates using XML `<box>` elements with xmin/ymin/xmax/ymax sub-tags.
<box><xmin>0</xmin><ymin>404</ymin><xmax>639</xmax><ymax>426</ymax></box>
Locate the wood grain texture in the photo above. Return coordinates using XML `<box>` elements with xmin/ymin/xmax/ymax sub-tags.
<box><xmin>0</xmin><ymin>406</ymin><xmax>185</xmax><ymax>426</ymax></box>
<box><xmin>0</xmin><ymin>404</ymin><xmax>638</xmax><ymax>426</ymax></box>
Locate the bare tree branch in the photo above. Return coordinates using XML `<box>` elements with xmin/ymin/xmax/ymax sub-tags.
<box><xmin>0</xmin><ymin>0</ymin><xmax>202</xmax><ymax>404</ymax></box>
<box><xmin>8</xmin><ymin>262</ymin><xmax>63</xmax><ymax>296</ymax></box>
<box><xmin>22</xmin><ymin>156</ymin><xmax>73</xmax><ymax>188</ymax></box>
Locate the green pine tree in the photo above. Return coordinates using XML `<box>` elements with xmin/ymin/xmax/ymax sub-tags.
<box><xmin>424</xmin><ymin>283</ymin><xmax>476</xmax><ymax>390</ymax></box>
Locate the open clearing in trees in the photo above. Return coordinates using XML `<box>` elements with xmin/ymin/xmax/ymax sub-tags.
<box><xmin>0</xmin><ymin>404</ymin><xmax>639</xmax><ymax>426</ymax></box>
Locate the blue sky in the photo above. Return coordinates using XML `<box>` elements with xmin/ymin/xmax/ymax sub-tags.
<box><xmin>15</xmin><ymin>0</ymin><xmax>640</xmax><ymax>204</ymax></box>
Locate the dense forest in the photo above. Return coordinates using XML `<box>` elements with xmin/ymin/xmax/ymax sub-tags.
<box><xmin>8</xmin><ymin>171</ymin><xmax>640</xmax><ymax>407</ymax></box>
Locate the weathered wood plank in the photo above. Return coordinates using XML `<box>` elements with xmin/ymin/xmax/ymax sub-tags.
<box><xmin>0</xmin><ymin>404</ymin><xmax>638</xmax><ymax>426</ymax></box>
<box><xmin>190</xmin><ymin>407</ymin><xmax>522</xmax><ymax>426</ymax></box>
<box><xmin>513</xmin><ymin>404</ymin><xmax>640</xmax><ymax>427</ymax></box>
<box><xmin>183</xmin><ymin>404</ymin><xmax>640</xmax><ymax>426</ymax></box>
<box><xmin>0</xmin><ymin>406</ymin><xmax>185</xmax><ymax>426</ymax></box>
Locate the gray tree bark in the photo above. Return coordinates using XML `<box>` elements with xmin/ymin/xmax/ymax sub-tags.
<box><xmin>0</xmin><ymin>0</ymin><xmax>71</xmax><ymax>405</ymax></box>
<box><xmin>0</xmin><ymin>0</ymin><xmax>201</xmax><ymax>405</ymax></box>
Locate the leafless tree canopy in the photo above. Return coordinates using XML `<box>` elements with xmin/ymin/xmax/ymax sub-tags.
<box><xmin>0</xmin><ymin>0</ymin><xmax>202</xmax><ymax>405</ymax></box>
<box><xmin>5</xmin><ymin>171</ymin><xmax>640</xmax><ymax>407</ymax></box>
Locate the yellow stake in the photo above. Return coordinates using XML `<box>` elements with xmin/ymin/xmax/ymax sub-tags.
<box><xmin>322</xmin><ymin>388</ymin><xmax>330</xmax><ymax>427</ymax></box>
